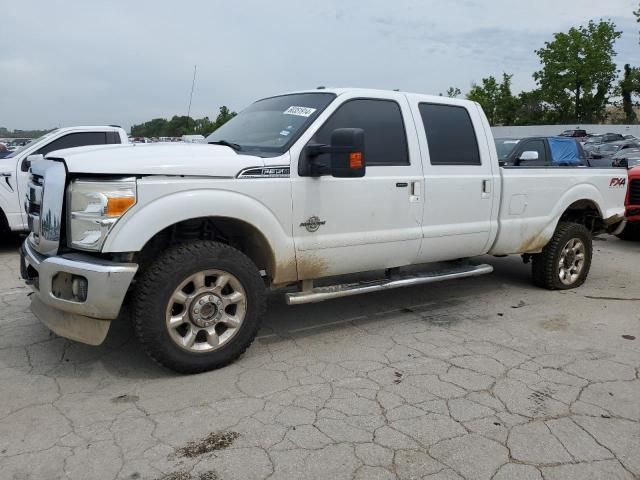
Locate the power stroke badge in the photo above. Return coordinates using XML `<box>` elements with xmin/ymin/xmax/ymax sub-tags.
<box><xmin>300</xmin><ymin>216</ymin><xmax>326</xmax><ymax>232</ymax></box>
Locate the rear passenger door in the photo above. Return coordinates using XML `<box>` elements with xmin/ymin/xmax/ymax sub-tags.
<box><xmin>409</xmin><ymin>99</ymin><xmax>498</xmax><ymax>262</ymax></box>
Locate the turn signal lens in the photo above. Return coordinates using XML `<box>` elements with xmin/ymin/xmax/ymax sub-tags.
<box><xmin>349</xmin><ymin>152</ymin><xmax>363</xmax><ymax>169</ymax></box>
<box><xmin>106</xmin><ymin>196</ymin><xmax>136</xmax><ymax>217</ymax></box>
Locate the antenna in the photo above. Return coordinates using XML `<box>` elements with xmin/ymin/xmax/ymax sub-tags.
<box><xmin>187</xmin><ymin>65</ymin><xmax>197</xmax><ymax>119</ymax></box>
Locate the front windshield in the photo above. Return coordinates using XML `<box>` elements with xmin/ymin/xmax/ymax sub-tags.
<box><xmin>5</xmin><ymin>130</ymin><xmax>58</xmax><ymax>159</ymax></box>
<box><xmin>494</xmin><ymin>138</ymin><xmax>520</xmax><ymax>161</ymax></box>
<box><xmin>206</xmin><ymin>92</ymin><xmax>335</xmax><ymax>155</ymax></box>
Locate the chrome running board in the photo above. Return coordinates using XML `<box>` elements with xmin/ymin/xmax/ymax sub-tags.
<box><xmin>285</xmin><ymin>263</ymin><xmax>493</xmax><ymax>305</ymax></box>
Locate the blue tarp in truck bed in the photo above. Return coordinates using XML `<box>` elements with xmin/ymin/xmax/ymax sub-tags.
<box><xmin>549</xmin><ymin>137</ymin><xmax>582</xmax><ymax>165</ymax></box>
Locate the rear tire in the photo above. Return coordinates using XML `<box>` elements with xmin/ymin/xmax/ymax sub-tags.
<box><xmin>616</xmin><ymin>222</ymin><xmax>640</xmax><ymax>241</ymax></box>
<box><xmin>132</xmin><ymin>240</ymin><xmax>266</xmax><ymax>373</ymax></box>
<box><xmin>532</xmin><ymin>222</ymin><xmax>592</xmax><ymax>290</ymax></box>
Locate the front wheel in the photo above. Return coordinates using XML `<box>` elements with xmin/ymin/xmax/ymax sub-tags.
<box><xmin>132</xmin><ymin>240</ymin><xmax>266</xmax><ymax>373</ymax></box>
<box><xmin>532</xmin><ymin>222</ymin><xmax>592</xmax><ymax>290</ymax></box>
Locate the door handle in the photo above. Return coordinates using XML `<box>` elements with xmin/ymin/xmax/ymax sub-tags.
<box><xmin>409</xmin><ymin>181</ymin><xmax>421</xmax><ymax>202</ymax></box>
<box><xmin>482</xmin><ymin>179</ymin><xmax>491</xmax><ymax>194</ymax></box>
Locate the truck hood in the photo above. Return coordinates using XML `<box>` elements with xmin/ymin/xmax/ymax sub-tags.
<box><xmin>48</xmin><ymin>143</ymin><xmax>265</xmax><ymax>177</ymax></box>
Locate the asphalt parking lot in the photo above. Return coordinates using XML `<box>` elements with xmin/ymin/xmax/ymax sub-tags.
<box><xmin>0</xmin><ymin>235</ymin><xmax>638</xmax><ymax>480</ymax></box>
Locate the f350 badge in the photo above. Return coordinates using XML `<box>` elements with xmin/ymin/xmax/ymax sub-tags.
<box><xmin>300</xmin><ymin>216</ymin><xmax>326</xmax><ymax>232</ymax></box>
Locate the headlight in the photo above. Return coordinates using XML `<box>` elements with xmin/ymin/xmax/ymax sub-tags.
<box><xmin>67</xmin><ymin>178</ymin><xmax>136</xmax><ymax>251</ymax></box>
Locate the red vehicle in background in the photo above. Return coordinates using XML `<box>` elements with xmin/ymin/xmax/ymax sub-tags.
<box><xmin>619</xmin><ymin>165</ymin><xmax>640</xmax><ymax>240</ymax></box>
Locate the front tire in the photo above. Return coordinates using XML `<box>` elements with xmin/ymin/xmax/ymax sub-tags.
<box><xmin>532</xmin><ymin>222</ymin><xmax>592</xmax><ymax>290</ymax></box>
<box><xmin>133</xmin><ymin>240</ymin><xmax>266</xmax><ymax>373</ymax></box>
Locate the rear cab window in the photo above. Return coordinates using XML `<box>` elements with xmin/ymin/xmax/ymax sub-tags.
<box><xmin>418</xmin><ymin>103</ymin><xmax>481</xmax><ymax>166</ymax></box>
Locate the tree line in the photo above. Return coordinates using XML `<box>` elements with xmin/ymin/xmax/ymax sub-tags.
<box><xmin>446</xmin><ymin>10</ymin><xmax>640</xmax><ymax>126</ymax></box>
<box><xmin>129</xmin><ymin>106</ymin><xmax>237</xmax><ymax>138</ymax></box>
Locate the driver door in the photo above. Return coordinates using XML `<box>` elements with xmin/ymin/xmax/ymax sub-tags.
<box><xmin>290</xmin><ymin>93</ymin><xmax>424</xmax><ymax>280</ymax></box>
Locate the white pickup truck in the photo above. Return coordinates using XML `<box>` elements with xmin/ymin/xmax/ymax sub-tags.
<box><xmin>20</xmin><ymin>89</ymin><xmax>627</xmax><ymax>373</ymax></box>
<box><xmin>0</xmin><ymin>126</ymin><xmax>128</xmax><ymax>234</ymax></box>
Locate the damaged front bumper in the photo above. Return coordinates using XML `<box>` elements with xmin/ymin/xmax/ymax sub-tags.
<box><xmin>20</xmin><ymin>239</ymin><xmax>138</xmax><ymax>345</ymax></box>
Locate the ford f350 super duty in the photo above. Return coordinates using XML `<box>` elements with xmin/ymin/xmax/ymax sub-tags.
<box><xmin>19</xmin><ymin>89</ymin><xmax>627</xmax><ymax>373</ymax></box>
<box><xmin>0</xmin><ymin>126</ymin><xmax>128</xmax><ymax>234</ymax></box>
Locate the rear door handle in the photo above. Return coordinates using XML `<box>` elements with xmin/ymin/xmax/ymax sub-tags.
<box><xmin>410</xmin><ymin>181</ymin><xmax>421</xmax><ymax>202</ymax></box>
<box><xmin>482</xmin><ymin>179</ymin><xmax>491</xmax><ymax>193</ymax></box>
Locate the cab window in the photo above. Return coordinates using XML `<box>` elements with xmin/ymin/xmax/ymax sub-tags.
<box><xmin>311</xmin><ymin>99</ymin><xmax>409</xmax><ymax>166</ymax></box>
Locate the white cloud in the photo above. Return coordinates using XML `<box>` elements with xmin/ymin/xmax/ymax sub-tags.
<box><xmin>0</xmin><ymin>0</ymin><xmax>638</xmax><ymax>130</ymax></box>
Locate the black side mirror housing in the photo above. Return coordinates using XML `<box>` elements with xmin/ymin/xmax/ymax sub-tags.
<box><xmin>303</xmin><ymin>128</ymin><xmax>365</xmax><ymax>178</ymax></box>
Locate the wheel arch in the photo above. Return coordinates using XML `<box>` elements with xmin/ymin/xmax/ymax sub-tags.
<box><xmin>102</xmin><ymin>189</ymin><xmax>298</xmax><ymax>285</ymax></box>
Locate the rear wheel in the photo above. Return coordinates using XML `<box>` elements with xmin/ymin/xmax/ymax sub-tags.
<box><xmin>532</xmin><ymin>222</ymin><xmax>592</xmax><ymax>290</ymax></box>
<box><xmin>616</xmin><ymin>222</ymin><xmax>640</xmax><ymax>241</ymax></box>
<box><xmin>133</xmin><ymin>240</ymin><xmax>266</xmax><ymax>373</ymax></box>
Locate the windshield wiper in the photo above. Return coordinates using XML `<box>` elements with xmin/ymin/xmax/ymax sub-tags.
<box><xmin>209</xmin><ymin>140</ymin><xmax>242</xmax><ymax>151</ymax></box>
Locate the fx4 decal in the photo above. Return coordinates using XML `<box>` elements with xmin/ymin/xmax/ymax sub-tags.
<box><xmin>609</xmin><ymin>177</ymin><xmax>626</xmax><ymax>188</ymax></box>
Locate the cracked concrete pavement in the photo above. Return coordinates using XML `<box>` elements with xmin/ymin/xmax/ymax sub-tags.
<box><xmin>0</xmin><ymin>235</ymin><xmax>638</xmax><ymax>480</ymax></box>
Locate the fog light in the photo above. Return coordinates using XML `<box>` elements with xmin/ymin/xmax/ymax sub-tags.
<box><xmin>71</xmin><ymin>276</ymin><xmax>88</xmax><ymax>302</ymax></box>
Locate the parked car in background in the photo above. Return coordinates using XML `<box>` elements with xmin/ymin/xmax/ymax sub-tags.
<box><xmin>559</xmin><ymin>129</ymin><xmax>587</xmax><ymax>138</ymax></box>
<box><xmin>181</xmin><ymin>134</ymin><xmax>206</xmax><ymax>143</ymax></box>
<box><xmin>494</xmin><ymin>136</ymin><xmax>587</xmax><ymax>166</ymax></box>
<box><xmin>618</xmin><ymin>165</ymin><xmax>640</xmax><ymax>240</ymax></box>
<box><xmin>0</xmin><ymin>126</ymin><xmax>128</xmax><ymax>234</ymax></box>
<box><xmin>583</xmin><ymin>133</ymin><xmax>626</xmax><ymax>155</ymax></box>
<box><xmin>590</xmin><ymin>140</ymin><xmax>640</xmax><ymax>161</ymax></box>
<box><xmin>6</xmin><ymin>138</ymin><xmax>33</xmax><ymax>152</ymax></box>
<box><xmin>611</xmin><ymin>147</ymin><xmax>640</xmax><ymax>168</ymax></box>
<box><xmin>0</xmin><ymin>144</ymin><xmax>10</xmax><ymax>159</ymax></box>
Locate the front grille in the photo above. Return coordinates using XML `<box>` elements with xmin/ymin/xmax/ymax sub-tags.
<box><xmin>26</xmin><ymin>173</ymin><xmax>43</xmax><ymax>241</ymax></box>
<box><xmin>26</xmin><ymin>160</ymin><xmax>65</xmax><ymax>256</ymax></box>
<box><xmin>630</xmin><ymin>179</ymin><xmax>640</xmax><ymax>205</ymax></box>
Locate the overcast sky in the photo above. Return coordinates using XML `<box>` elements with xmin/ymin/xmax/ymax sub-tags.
<box><xmin>1</xmin><ymin>0</ymin><xmax>638</xmax><ymax>131</ymax></box>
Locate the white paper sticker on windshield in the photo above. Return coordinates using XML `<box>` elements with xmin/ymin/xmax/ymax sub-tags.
<box><xmin>284</xmin><ymin>106</ymin><xmax>317</xmax><ymax>117</ymax></box>
<box><xmin>279</xmin><ymin>130</ymin><xmax>290</xmax><ymax>136</ymax></box>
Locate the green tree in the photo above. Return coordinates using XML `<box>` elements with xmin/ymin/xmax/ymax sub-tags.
<box><xmin>533</xmin><ymin>20</ymin><xmax>622</xmax><ymax>123</ymax></box>
<box><xmin>130</xmin><ymin>118</ymin><xmax>169</xmax><ymax>137</ymax></box>
<box><xmin>212</xmin><ymin>106</ymin><xmax>237</xmax><ymax>131</ymax></box>
<box><xmin>446</xmin><ymin>86</ymin><xmax>461</xmax><ymax>98</ymax></box>
<box><xmin>466</xmin><ymin>74</ymin><xmax>516</xmax><ymax>125</ymax></box>
<box><xmin>514</xmin><ymin>90</ymin><xmax>549</xmax><ymax>125</ymax></box>
<box><xmin>617</xmin><ymin>64</ymin><xmax>640</xmax><ymax>124</ymax></box>
<box><xmin>467</xmin><ymin>76</ymin><xmax>500</xmax><ymax>124</ymax></box>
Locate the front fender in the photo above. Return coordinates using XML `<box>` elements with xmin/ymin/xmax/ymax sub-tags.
<box><xmin>102</xmin><ymin>186</ymin><xmax>297</xmax><ymax>284</ymax></box>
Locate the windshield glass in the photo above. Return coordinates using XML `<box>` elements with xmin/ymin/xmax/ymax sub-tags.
<box><xmin>494</xmin><ymin>138</ymin><xmax>520</xmax><ymax>161</ymax></box>
<box><xmin>206</xmin><ymin>93</ymin><xmax>336</xmax><ymax>155</ymax></box>
<box><xmin>5</xmin><ymin>130</ymin><xmax>58</xmax><ymax>159</ymax></box>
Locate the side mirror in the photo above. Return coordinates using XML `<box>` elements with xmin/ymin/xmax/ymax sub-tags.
<box><xmin>519</xmin><ymin>151</ymin><xmax>539</xmax><ymax>161</ymax></box>
<box><xmin>22</xmin><ymin>154</ymin><xmax>44</xmax><ymax>172</ymax></box>
<box><xmin>304</xmin><ymin>128</ymin><xmax>366</xmax><ymax>178</ymax></box>
<box><xmin>328</xmin><ymin>128</ymin><xmax>365</xmax><ymax>178</ymax></box>
<box><xmin>618</xmin><ymin>159</ymin><xmax>628</xmax><ymax>168</ymax></box>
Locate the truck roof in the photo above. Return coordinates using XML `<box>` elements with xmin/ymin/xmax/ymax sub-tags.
<box><xmin>53</xmin><ymin>125</ymin><xmax>125</xmax><ymax>133</ymax></box>
<box><xmin>281</xmin><ymin>87</ymin><xmax>478</xmax><ymax>107</ymax></box>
